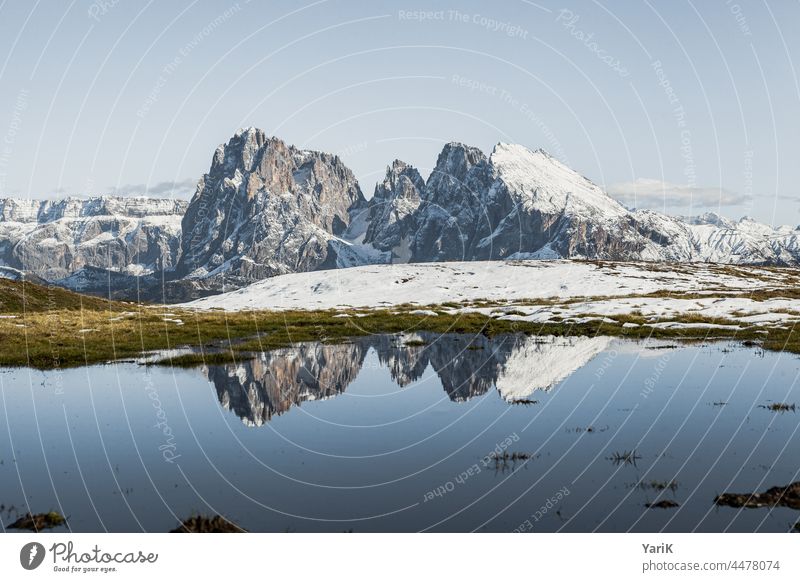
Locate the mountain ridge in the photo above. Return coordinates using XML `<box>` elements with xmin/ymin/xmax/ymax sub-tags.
<box><xmin>1</xmin><ymin>128</ymin><xmax>797</xmax><ymax>302</ymax></box>
<box><xmin>0</xmin><ymin>195</ymin><xmax>186</xmax><ymax>284</ymax></box>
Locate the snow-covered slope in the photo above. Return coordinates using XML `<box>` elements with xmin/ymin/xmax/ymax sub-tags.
<box><xmin>491</xmin><ymin>144</ymin><xmax>628</xmax><ymax>222</ymax></box>
<box><xmin>181</xmin><ymin>260</ymin><xmax>800</xmax><ymax>333</ymax></box>
<box><xmin>180</xmin><ymin>260</ymin><xmax>777</xmax><ymax>311</ymax></box>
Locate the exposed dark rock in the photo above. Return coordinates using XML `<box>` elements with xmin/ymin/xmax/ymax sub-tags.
<box><xmin>170</xmin><ymin>515</ymin><xmax>245</xmax><ymax>533</ymax></box>
<box><xmin>715</xmin><ymin>481</ymin><xmax>800</xmax><ymax>510</ymax></box>
<box><xmin>8</xmin><ymin>511</ymin><xmax>67</xmax><ymax>531</ymax></box>
<box><xmin>363</xmin><ymin>160</ymin><xmax>424</xmax><ymax>259</ymax></box>
<box><xmin>646</xmin><ymin>500</ymin><xmax>680</xmax><ymax>509</ymax></box>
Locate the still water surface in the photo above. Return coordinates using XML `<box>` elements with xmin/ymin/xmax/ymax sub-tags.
<box><xmin>1</xmin><ymin>333</ymin><xmax>798</xmax><ymax>532</ymax></box>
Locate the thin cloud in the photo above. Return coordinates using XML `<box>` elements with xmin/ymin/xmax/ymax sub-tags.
<box><xmin>606</xmin><ymin>178</ymin><xmax>749</xmax><ymax>209</ymax></box>
<box><xmin>108</xmin><ymin>178</ymin><xmax>198</xmax><ymax>198</ymax></box>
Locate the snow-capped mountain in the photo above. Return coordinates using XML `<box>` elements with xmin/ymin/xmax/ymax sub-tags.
<box><xmin>0</xmin><ymin>196</ymin><xmax>186</xmax><ymax>285</ymax></box>
<box><xmin>371</xmin><ymin>141</ymin><xmax>800</xmax><ymax>264</ymax></box>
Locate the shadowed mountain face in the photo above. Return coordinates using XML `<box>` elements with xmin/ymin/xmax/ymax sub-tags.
<box><xmin>363</xmin><ymin>141</ymin><xmax>800</xmax><ymax>267</ymax></box>
<box><xmin>204</xmin><ymin>333</ymin><xmax>612</xmax><ymax>426</ymax></box>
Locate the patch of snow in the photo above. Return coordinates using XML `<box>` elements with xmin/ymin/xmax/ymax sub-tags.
<box><xmin>409</xmin><ymin>309</ymin><xmax>438</xmax><ymax>316</ymax></box>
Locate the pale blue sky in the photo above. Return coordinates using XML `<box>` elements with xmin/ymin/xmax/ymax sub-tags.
<box><xmin>0</xmin><ymin>0</ymin><xmax>798</xmax><ymax>225</ymax></box>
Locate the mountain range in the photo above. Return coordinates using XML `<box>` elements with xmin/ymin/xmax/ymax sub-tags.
<box><xmin>1</xmin><ymin>127</ymin><xmax>797</xmax><ymax>302</ymax></box>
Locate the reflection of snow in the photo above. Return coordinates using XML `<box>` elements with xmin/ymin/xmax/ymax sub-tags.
<box><xmin>496</xmin><ymin>336</ymin><xmax>612</xmax><ymax>401</ymax></box>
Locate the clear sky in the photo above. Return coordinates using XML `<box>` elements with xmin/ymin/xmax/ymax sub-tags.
<box><xmin>0</xmin><ymin>0</ymin><xmax>797</xmax><ymax>225</ymax></box>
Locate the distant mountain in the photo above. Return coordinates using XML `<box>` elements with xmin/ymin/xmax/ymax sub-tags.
<box><xmin>3</xmin><ymin>128</ymin><xmax>799</xmax><ymax>303</ymax></box>
<box><xmin>0</xmin><ymin>196</ymin><xmax>186</xmax><ymax>287</ymax></box>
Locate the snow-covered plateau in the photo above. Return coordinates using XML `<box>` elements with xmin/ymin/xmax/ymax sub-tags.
<box><xmin>181</xmin><ymin>259</ymin><xmax>800</xmax><ymax>331</ymax></box>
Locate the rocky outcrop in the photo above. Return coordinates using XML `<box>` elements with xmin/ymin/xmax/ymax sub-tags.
<box><xmin>715</xmin><ymin>481</ymin><xmax>800</xmax><ymax>510</ymax></box>
<box><xmin>410</xmin><ymin>143</ymin><xmax>496</xmax><ymax>262</ymax></box>
<box><xmin>176</xmin><ymin>128</ymin><xmax>369</xmax><ymax>288</ymax></box>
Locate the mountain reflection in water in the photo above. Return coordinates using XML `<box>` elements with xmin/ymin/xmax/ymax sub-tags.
<box><xmin>204</xmin><ymin>333</ymin><xmax>612</xmax><ymax>426</ymax></box>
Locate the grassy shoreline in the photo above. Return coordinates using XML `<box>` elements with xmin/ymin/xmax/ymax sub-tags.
<box><xmin>0</xmin><ymin>277</ymin><xmax>797</xmax><ymax>370</ymax></box>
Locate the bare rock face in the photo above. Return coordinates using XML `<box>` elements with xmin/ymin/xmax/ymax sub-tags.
<box><xmin>410</xmin><ymin>143</ymin><xmax>495</xmax><ymax>262</ymax></box>
<box><xmin>363</xmin><ymin>160</ymin><xmax>424</xmax><ymax>260</ymax></box>
<box><xmin>0</xmin><ymin>196</ymin><xmax>186</xmax><ymax>284</ymax></box>
<box><xmin>405</xmin><ymin>143</ymin><xmax>658</xmax><ymax>262</ymax></box>
<box><xmin>176</xmin><ymin>128</ymin><xmax>367</xmax><ymax>288</ymax></box>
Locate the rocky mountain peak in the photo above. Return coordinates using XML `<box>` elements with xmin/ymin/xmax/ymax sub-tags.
<box><xmin>679</xmin><ymin>211</ymin><xmax>733</xmax><ymax>229</ymax></box>
<box><xmin>426</xmin><ymin>142</ymin><xmax>487</xmax><ymax>194</ymax></box>
<box><xmin>410</xmin><ymin>142</ymin><xmax>496</xmax><ymax>262</ymax></box>
<box><xmin>211</xmin><ymin>127</ymin><xmax>267</xmax><ymax>174</ymax></box>
<box><xmin>176</xmin><ymin>129</ymin><xmax>367</xmax><ymax>286</ymax></box>
<box><xmin>378</xmin><ymin>160</ymin><xmax>425</xmax><ymax>199</ymax></box>
<box><xmin>363</xmin><ymin>160</ymin><xmax>425</xmax><ymax>258</ymax></box>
